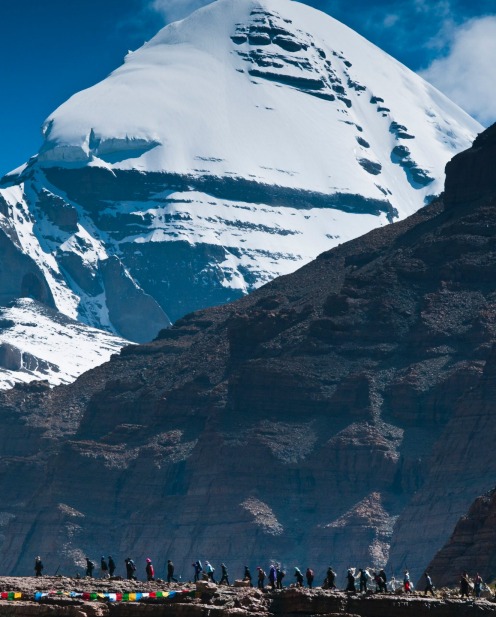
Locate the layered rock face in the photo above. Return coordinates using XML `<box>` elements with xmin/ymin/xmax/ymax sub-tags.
<box><xmin>0</xmin><ymin>125</ymin><xmax>496</xmax><ymax>580</ymax></box>
<box><xmin>426</xmin><ymin>487</ymin><xmax>496</xmax><ymax>587</ymax></box>
<box><xmin>386</xmin><ymin>123</ymin><xmax>496</xmax><ymax>578</ymax></box>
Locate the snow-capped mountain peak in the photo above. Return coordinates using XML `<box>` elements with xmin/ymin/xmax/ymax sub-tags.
<box><xmin>0</xmin><ymin>0</ymin><xmax>482</xmax><ymax>389</ymax></box>
<box><xmin>40</xmin><ymin>0</ymin><xmax>478</xmax><ymax>212</ymax></box>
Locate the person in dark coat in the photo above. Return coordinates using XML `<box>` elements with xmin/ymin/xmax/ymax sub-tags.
<box><xmin>243</xmin><ymin>566</ymin><xmax>252</xmax><ymax>587</ymax></box>
<box><xmin>193</xmin><ymin>561</ymin><xmax>202</xmax><ymax>583</ymax></box>
<box><xmin>424</xmin><ymin>572</ymin><xmax>434</xmax><ymax>596</ymax></box>
<box><xmin>276</xmin><ymin>566</ymin><xmax>285</xmax><ymax>589</ymax></box>
<box><xmin>359</xmin><ymin>569</ymin><xmax>368</xmax><ymax>592</ymax></box>
<box><xmin>108</xmin><ymin>556</ymin><xmax>116</xmax><ymax>577</ymax></box>
<box><xmin>220</xmin><ymin>563</ymin><xmax>230</xmax><ymax>586</ymax></box>
<box><xmin>460</xmin><ymin>572</ymin><xmax>471</xmax><ymax>598</ymax></box>
<box><xmin>378</xmin><ymin>569</ymin><xmax>387</xmax><ymax>593</ymax></box>
<box><xmin>346</xmin><ymin>569</ymin><xmax>356</xmax><ymax>592</ymax></box>
<box><xmin>146</xmin><ymin>558</ymin><xmax>155</xmax><ymax>581</ymax></box>
<box><xmin>257</xmin><ymin>567</ymin><xmax>266</xmax><ymax>589</ymax></box>
<box><xmin>125</xmin><ymin>558</ymin><xmax>137</xmax><ymax>580</ymax></box>
<box><xmin>306</xmin><ymin>568</ymin><xmax>314</xmax><ymax>589</ymax></box>
<box><xmin>34</xmin><ymin>556</ymin><xmax>43</xmax><ymax>577</ymax></box>
<box><xmin>167</xmin><ymin>560</ymin><xmax>178</xmax><ymax>584</ymax></box>
<box><xmin>474</xmin><ymin>573</ymin><xmax>483</xmax><ymax>598</ymax></box>
<box><xmin>325</xmin><ymin>566</ymin><xmax>336</xmax><ymax>589</ymax></box>
<box><xmin>101</xmin><ymin>557</ymin><xmax>109</xmax><ymax>578</ymax></box>
<box><xmin>86</xmin><ymin>558</ymin><xmax>95</xmax><ymax>578</ymax></box>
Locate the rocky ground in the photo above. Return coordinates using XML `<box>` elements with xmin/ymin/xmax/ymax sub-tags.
<box><xmin>0</xmin><ymin>577</ymin><xmax>495</xmax><ymax>617</ymax></box>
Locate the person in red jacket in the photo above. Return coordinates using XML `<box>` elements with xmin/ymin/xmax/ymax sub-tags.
<box><xmin>146</xmin><ymin>558</ymin><xmax>155</xmax><ymax>581</ymax></box>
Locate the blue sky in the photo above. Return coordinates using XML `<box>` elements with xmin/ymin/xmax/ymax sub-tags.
<box><xmin>1</xmin><ymin>0</ymin><xmax>495</xmax><ymax>177</ymax></box>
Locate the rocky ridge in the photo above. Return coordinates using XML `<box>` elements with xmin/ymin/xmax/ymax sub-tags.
<box><xmin>426</xmin><ymin>486</ymin><xmax>496</xmax><ymax>587</ymax></box>
<box><xmin>0</xmin><ymin>124</ymin><xmax>495</xmax><ymax>579</ymax></box>
<box><xmin>0</xmin><ymin>578</ymin><xmax>494</xmax><ymax>617</ymax></box>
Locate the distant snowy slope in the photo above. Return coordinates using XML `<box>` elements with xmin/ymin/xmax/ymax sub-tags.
<box><xmin>0</xmin><ymin>299</ymin><xmax>129</xmax><ymax>390</ymax></box>
<box><xmin>0</xmin><ymin>0</ymin><xmax>482</xmax><ymax>353</ymax></box>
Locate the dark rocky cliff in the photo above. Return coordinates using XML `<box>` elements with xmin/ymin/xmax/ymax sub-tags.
<box><xmin>0</xmin><ymin>125</ymin><xmax>495</xmax><ymax>580</ymax></box>
<box><xmin>426</xmin><ymin>486</ymin><xmax>496</xmax><ymax>587</ymax></box>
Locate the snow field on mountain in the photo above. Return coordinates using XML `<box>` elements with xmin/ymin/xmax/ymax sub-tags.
<box><xmin>0</xmin><ymin>299</ymin><xmax>128</xmax><ymax>390</ymax></box>
<box><xmin>39</xmin><ymin>0</ymin><xmax>480</xmax><ymax>219</ymax></box>
<box><xmin>117</xmin><ymin>190</ymin><xmax>390</xmax><ymax>291</ymax></box>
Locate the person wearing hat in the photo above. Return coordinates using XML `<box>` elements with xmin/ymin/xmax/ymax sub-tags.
<box><xmin>146</xmin><ymin>558</ymin><xmax>155</xmax><ymax>581</ymax></box>
<box><xmin>205</xmin><ymin>560</ymin><xmax>216</xmax><ymax>583</ymax></box>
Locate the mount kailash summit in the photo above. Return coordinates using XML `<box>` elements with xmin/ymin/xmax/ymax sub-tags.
<box><xmin>0</xmin><ymin>0</ymin><xmax>481</xmax><ymax>388</ymax></box>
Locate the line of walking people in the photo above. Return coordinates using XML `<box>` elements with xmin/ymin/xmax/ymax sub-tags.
<box><xmin>34</xmin><ymin>555</ymin><xmax>490</xmax><ymax>598</ymax></box>
<box><xmin>35</xmin><ymin>556</ymin><xmax>178</xmax><ymax>584</ymax></box>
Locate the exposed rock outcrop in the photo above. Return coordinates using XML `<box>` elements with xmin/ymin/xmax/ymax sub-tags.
<box><xmin>426</xmin><ymin>487</ymin><xmax>496</xmax><ymax>587</ymax></box>
<box><xmin>0</xmin><ymin>579</ymin><xmax>493</xmax><ymax>617</ymax></box>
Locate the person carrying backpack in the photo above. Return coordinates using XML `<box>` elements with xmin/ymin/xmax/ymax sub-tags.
<box><xmin>125</xmin><ymin>557</ymin><xmax>137</xmax><ymax>580</ymax></box>
<box><xmin>294</xmin><ymin>567</ymin><xmax>304</xmax><ymax>587</ymax></box>
<box><xmin>86</xmin><ymin>558</ymin><xmax>95</xmax><ymax>578</ymax></box>
<box><xmin>101</xmin><ymin>557</ymin><xmax>109</xmax><ymax>578</ymax></box>
<box><xmin>205</xmin><ymin>561</ymin><xmax>216</xmax><ymax>583</ymax></box>
<box><xmin>276</xmin><ymin>566</ymin><xmax>285</xmax><ymax>589</ymax></box>
<box><xmin>192</xmin><ymin>560</ymin><xmax>203</xmax><ymax>582</ymax></box>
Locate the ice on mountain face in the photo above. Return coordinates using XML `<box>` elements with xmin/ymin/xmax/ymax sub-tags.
<box><xmin>0</xmin><ymin>299</ymin><xmax>129</xmax><ymax>390</ymax></box>
<box><xmin>0</xmin><ymin>0</ymin><xmax>483</xmax><ymax>341</ymax></box>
